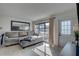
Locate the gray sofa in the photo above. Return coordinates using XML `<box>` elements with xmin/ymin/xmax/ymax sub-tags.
<box><xmin>3</xmin><ymin>31</ymin><xmax>43</xmax><ymax>48</ymax></box>
<box><xmin>4</xmin><ymin>31</ymin><xmax>19</xmax><ymax>46</ymax></box>
<box><xmin>19</xmin><ymin>35</ymin><xmax>43</xmax><ymax>48</ymax></box>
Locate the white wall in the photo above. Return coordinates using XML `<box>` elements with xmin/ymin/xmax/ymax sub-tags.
<box><xmin>0</xmin><ymin>16</ymin><xmax>10</xmax><ymax>33</ymax></box>
<box><xmin>53</xmin><ymin>6</ymin><xmax>78</xmax><ymax>46</ymax></box>
<box><xmin>0</xmin><ymin>16</ymin><xmax>31</xmax><ymax>33</ymax></box>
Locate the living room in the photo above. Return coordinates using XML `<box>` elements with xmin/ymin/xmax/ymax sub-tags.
<box><xmin>0</xmin><ymin>3</ymin><xmax>78</xmax><ymax>56</ymax></box>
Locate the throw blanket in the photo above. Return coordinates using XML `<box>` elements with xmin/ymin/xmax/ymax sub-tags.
<box><xmin>20</xmin><ymin>37</ymin><xmax>31</xmax><ymax>42</ymax></box>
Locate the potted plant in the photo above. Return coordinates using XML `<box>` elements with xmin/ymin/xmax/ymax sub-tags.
<box><xmin>74</xmin><ymin>31</ymin><xmax>79</xmax><ymax>45</ymax></box>
<box><xmin>74</xmin><ymin>31</ymin><xmax>79</xmax><ymax>56</ymax></box>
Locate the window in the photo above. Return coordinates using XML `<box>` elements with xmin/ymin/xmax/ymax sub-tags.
<box><xmin>61</xmin><ymin>20</ymin><xmax>71</xmax><ymax>35</ymax></box>
<box><xmin>35</xmin><ymin>24</ymin><xmax>39</xmax><ymax>33</ymax></box>
<box><xmin>45</xmin><ymin>23</ymin><xmax>49</xmax><ymax>32</ymax></box>
<box><xmin>34</xmin><ymin>22</ymin><xmax>49</xmax><ymax>43</ymax></box>
<box><xmin>35</xmin><ymin>22</ymin><xmax>49</xmax><ymax>33</ymax></box>
<box><xmin>39</xmin><ymin>24</ymin><xmax>45</xmax><ymax>33</ymax></box>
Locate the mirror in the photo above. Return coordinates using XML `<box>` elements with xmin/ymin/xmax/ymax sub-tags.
<box><xmin>11</xmin><ymin>21</ymin><xmax>30</xmax><ymax>31</ymax></box>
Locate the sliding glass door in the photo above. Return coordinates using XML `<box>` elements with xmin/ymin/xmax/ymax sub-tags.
<box><xmin>33</xmin><ymin>22</ymin><xmax>51</xmax><ymax>56</ymax></box>
<box><xmin>35</xmin><ymin>22</ymin><xmax>49</xmax><ymax>43</ymax></box>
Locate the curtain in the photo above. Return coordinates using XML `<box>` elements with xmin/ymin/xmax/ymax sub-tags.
<box><xmin>48</xmin><ymin>16</ymin><xmax>56</xmax><ymax>47</ymax></box>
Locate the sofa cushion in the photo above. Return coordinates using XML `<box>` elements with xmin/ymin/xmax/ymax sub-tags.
<box><xmin>20</xmin><ymin>37</ymin><xmax>31</xmax><ymax>42</ymax></box>
<box><xmin>18</xmin><ymin>31</ymin><xmax>28</xmax><ymax>37</ymax></box>
<box><xmin>5</xmin><ymin>32</ymin><xmax>18</xmax><ymax>38</ymax></box>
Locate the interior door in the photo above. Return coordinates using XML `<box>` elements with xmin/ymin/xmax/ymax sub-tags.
<box><xmin>58</xmin><ymin>19</ymin><xmax>73</xmax><ymax>47</ymax></box>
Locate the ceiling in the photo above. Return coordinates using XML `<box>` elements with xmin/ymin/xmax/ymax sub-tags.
<box><xmin>0</xmin><ymin>3</ymin><xmax>76</xmax><ymax>21</ymax></box>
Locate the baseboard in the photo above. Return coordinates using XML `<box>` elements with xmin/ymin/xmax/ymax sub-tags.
<box><xmin>5</xmin><ymin>43</ymin><xmax>19</xmax><ymax>47</ymax></box>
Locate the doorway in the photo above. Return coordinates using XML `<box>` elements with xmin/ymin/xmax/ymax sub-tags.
<box><xmin>58</xmin><ymin>19</ymin><xmax>73</xmax><ymax>47</ymax></box>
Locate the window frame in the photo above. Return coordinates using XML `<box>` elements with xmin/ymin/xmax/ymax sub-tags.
<box><xmin>61</xmin><ymin>20</ymin><xmax>71</xmax><ymax>35</ymax></box>
<box><xmin>34</xmin><ymin>22</ymin><xmax>49</xmax><ymax>33</ymax></box>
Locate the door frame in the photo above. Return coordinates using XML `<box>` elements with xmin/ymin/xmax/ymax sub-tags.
<box><xmin>58</xmin><ymin>17</ymin><xmax>73</xmax><ymax>47</ymax></box>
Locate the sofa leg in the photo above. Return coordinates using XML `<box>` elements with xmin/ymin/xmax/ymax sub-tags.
<box><xmin>22</xmin><ymin>47</ymin><xmax>25</xmax><ymax>49</ymax></box>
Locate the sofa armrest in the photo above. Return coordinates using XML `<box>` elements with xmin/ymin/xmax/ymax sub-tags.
<box><xmin>5</xmin><ymin>36</ymin><xmax>8</xmax><ymax>39</ymax></box>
